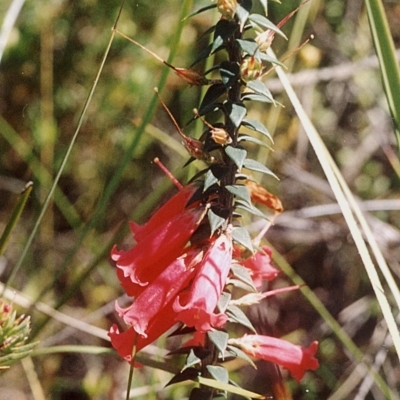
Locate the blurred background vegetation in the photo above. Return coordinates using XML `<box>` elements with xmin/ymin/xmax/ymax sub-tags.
<box><xmin>0</xmin><ymin>0</ymin><xmax>399</xmax><ymax>399</ymax></box>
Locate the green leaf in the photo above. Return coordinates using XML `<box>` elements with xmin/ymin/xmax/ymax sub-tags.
<box><xmin>218</xmin><ymin>291</ymin><xmax>231</xmax><ymax>313</ymax></box>
<box><xmin>204</xmin><ymin>169</ymin><xmax>219</xmax><ymax>191</ymax></box>
<box><xmin>198</xmin><ymin>83</ymin><xmax>226</xmax><ymax>116</ymax></box>
<box><xmin>236</xmin><ymin>39</ymin><xmax>259</xmax><ymax>57</ymax></box>
<box><xmin>226</xmin><ymin>305</ymin><xmax>257</xmax><ymax>332</ymax></box>
<box><xmin>225</xmin><ymin>146</ymin><xmax>247</xmax><ymax>169</ymax></box>
<box><xmin>226</xmin><ymin>184</ymin><xmax>251</xmax><ymax>205</ymax></box>
<box><xmin>235</xmin><ymin>199</ymin><xmax>268</xmax><ymax>219</ymax></box>
<box><xmin>206</xmin><ymin>365</ymin><xmax>229</xmax><ymax>383</ymax></box>
<box><xmin>224</xmin><ymin>101</ymin><xmax>247</xmax><ymax>128</ymax></box>
<box><xmin>242</xmin><ymin>118</ymin><xmax>273</xmax><ymax>141</ymax></box>
<box><xmin>258</xmin><ymin>51</ymin><xmax>285</xmax><ymax>67</ymax></box>
<box><xmin>190</xmin><ymin>42</ymin><xmax>214</xmax><ymax>67</ymax></box>
<box><xmin>236</xmin><ymin>0</ymin><xmax>252</xmax><ymax>31</ymax></box>
<box><xmin>232</xmin><ymin>226</ymin><xmax>254</xmax><ymax>253</ymax></box>
<box><xmin>184</xmin><ymin>349</ymin><xmax>202</xmax><ymax>370</ymax></box>
<box><xmin>184</xmin><ymin>4</ymin><xmax>217</xmax><ymax>20</ymax></box>
<box><xmin>226</xmin><ymin>345</ymin><xmax>256</xmax><ymax>367</ymax></box>
<box><xmin>207</xmin><ymin>209</ymin><xmax>226</xmax><ymax>236</ymax></box>
<box><xmin>238</xmin><ymin>134</ymin><xmax>272</xmax><ymax>149</ymax></box>
<box><xmin>257</xmin><ymin>0</ymin><xmax>268</xmax><ymax>14</ymax></box>
<box><xmin>248</xmin><ymin>13</ymin><xmax>286</xmax><ymax>38</ymax></box>
<box><xmin>212</xmin><ymin>19</ymin><xmax>238</xmax><ymax>53</ymax></box>
<box><xmin>365</xmin><ymin>0</ymin><xmax>400</xmax><ymax>153</ymax></box>
<box><xmin>167</xmin><ymin>368</ymin><xmax>199</xmax><ymax>387</ymax></box>
<box><xmin>243</xmin><ymin>158</ymin><xmax>278</xmax><ymax>179</ymax></box>
<box><xmin>246</xmin><ymin>79</ymin><xmax>274</xmax><ymax>103</ymax></box>
<box><xmin>220</xmin><ymin>61</ymin><xmax>240</xmax><ymax>89</ymax></box>
<box><xmin>197</xmin><ymin>377</ymin><xmax>264</xmax><ymax>399</ymax></box>
<box><xmin>242</xmin><ymin>93</ymin><xmax>274</xmax><ymax>103</ymax></box>
<box><xmin>230</xmin><ymin>263</ymin><xmax>257</xmax><ymax>291</ymax></box>
<box><xmin>207</xmin><ymin>330</ymin><xmax>229</xmax><ymax>355</ymax></box>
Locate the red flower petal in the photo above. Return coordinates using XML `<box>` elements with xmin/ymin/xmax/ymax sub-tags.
<box><xmin>116</xmin><ymin>247</ymin><xmax>201</xmax><ymax>337</ymax></box>
<box><xmin>129</xmin><ymin>184</ymin><xmax>199</xmax><ymax>242</ymax></box>
<box><xmin>229</xmin><ymin>334</ymin><xmax>319</xmax><ymax>382</ymax></box>
<box><xmin>240</xmin><ymin>246</ymin><xmax>280</xmax><ymax>287</ymax></box>
<box><xmin>113</xmin><ymin>206</ymin><xmax>206</xmax><ymax>292</ymax></box>
<box><xmin>109</xmin><ymin>320</ymin><xmax>176</xmax><ymax>363</ymax></box>
<box><xmin>173</xmin><ymin>233</ymin><xmax>232</xmax><ymax>332</ymax></box>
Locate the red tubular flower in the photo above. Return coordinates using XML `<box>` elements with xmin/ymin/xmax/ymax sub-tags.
<box><xmin>115</xmin><ymin>247</ymin><xmax>202</xmax><ymax>337</ymax></box>
<box><xmin>112</xmin><ymin>206</ymin><xmax>206</xmax><ymax>295</ymax></box>
<box><xmin>129</xmin><ymin>183</ymin><xmax>199</xmax><ymax>242</ymax></box>
<box><xmin>239</xmin><ymin>246</ymin><xmax>280</xmax><ymax>287</ymax></box>
<box><xmin>109</xmin><ymin>319</ymin><xmax>176</xmax><ymax>363</ymax></box>
<box><xmin>228</xmin><ymin>335</ymin><xmax>319</xmax><ymax>382</ymax></box>
<box><xmin>173</xmin><ymin>232</ymin><xmax>233</xmax><ymax>332</ymax></box>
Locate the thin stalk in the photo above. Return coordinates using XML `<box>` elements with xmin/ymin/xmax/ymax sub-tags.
<box><xmin>29</xmin><ymin>0</ymin><xmax>194</xmax><ymax>314</ymax></box>
<box><xmin>12</xmin><ymin>1</ymin><xmax>127</xmax><ymax>290</ymax></box>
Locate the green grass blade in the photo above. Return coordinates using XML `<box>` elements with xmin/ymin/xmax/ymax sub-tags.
<box><xmin>365</xmin><ymin>0</ymin><xmax>400</xmax><ymax>154</ymax></box>
<box><xmin>0</xmin><ymin>116</ymin><xmax>81</xmax><ymax>228</ymax></box>
<box><xmin>270</xmin><ymin>47</ymin><xmax>400</xmax><ymax>396</ymax></box>
<box><xmin>0</xmin><ymin>181</ymin><xmax>32</xmax><ymax>258</ymax></box>
<box><xmin>0</xmin><ymin>182</ymin><xmax>33</xmax><ymax>295</ymax></box>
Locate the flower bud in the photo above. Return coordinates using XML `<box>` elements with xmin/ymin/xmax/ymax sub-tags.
<box><xmin>217</xmin><ymin>0</ymin><xmax>238</xmax><ymax>20</ymax></box>
<box><xmin>210</xmin><ymin>126</ymin><xmax>232</xmax><ymax>145</ymax></box>
<box><xmin>174</xmin><ymin>68</ymin><xmax>209</xmax><ymax>86</ymax></box>
<box><xmin>255</xmin><ymin>29</ymin><xmax>274</xmax><ymax>52</ymax></box>
<box><xmin>240</xmin><ymin>56</ymin><xmax>263</xmax><ymax>82</ymax></box>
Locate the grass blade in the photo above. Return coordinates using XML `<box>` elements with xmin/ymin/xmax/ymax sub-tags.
<box><xmin>269</xmin><ymin>47</ymin><xmax>400</xmax><ymax>394</ymax></box>
<box><xmin>0</xmin><ymin>181</ymin><xmax>32</xmax><ymax>258</ymax></box>
<box><xmin>365</xmin><ymin>0</ymin><xmax>400</xmax><ymax>154</ymax></box>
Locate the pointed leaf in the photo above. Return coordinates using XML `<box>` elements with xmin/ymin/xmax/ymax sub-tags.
<box><xmin>190</xmin><ymin>43</ymin><xmax>214</xmax><ymax>67</ymax></box>
<box><xmin>242</xmin><ymin>93</ymin><xmax>274</xmax><ymax>103</ymax></box>
<box><xmin>208</xmin><ymin>330</ymin><xmax>229</xmax><ymax>355</ymax></box>
<box><xmin>227</xmin><ymin>278</ymin><xmax>257</xmax><ymax>292</ymax></box>
<box><xmin>235</xmin><ymin>199</ymin><xmax>268</xmax><ymax>219</ymax></box>
<box><xmin>257</xmin><ymin>0</ymin><xmax>268</xmax><ymax>14</ymax></box>
<box><xmin>238</xmin><ymin>134</ymin><xmax>272</xmax><ymax>149</ymax></box>
<box><xmin>207</xmin><ymin>208</ymin><xmax>226</xmax><ymax>236</ymax></box>
<box><xmin>225</xmin><ymin>145</ymin><xmax>247</xmax><ymax>169</ymax></box>
<box><xmin>212</xmin><ymin>19</ymin><xmax>238</xmax><ymax>53</ymax></box>
<box><xmin>206</xmin><ymin>365</ymin><xmax>229</xmax><ymax>384</ymax></box>
<box><xmin>198</xmin><ymin>83</ymin><xmax>226</xmax><ymax>116</ymax></box>
<box><xmin>204</xmin><ymin>169</ymin><xmax>219</xmax><ymax>192</ymax></box>
<box><xmin>258</xmin><ymin>51</ymin><xmax>285</xmax><ymax>66</ymax></box>
<box><xmin>242</xmin><ymin>118</ymin><xmax>272</xmax><ymax>141</ymax></box>
<box><xmin>232</xmin><ymin>226</ymin><xmax>253</xmax><ymax>253</ymax></box>
<box><xmin>184</xmin><ymin>4</ymin><xmax>217</xmax><ymax>20</ymax></box>
<box><xmin>226</xmin><ymin>345</ymin><xmax>256</xmax><ymax>367</ymax></box>
<box><xmin>226</xmin><ymin>305</ymin><xmax>257</xmax><ymax>332</ymax></box>
<box><xmin>246</xmin><ymin>79</ymin><xmax>274</xmax><ymax>103</ymax></box>
<box><xmin>236</xmin><ymin>39</ymin><xmax>259</xmax><ymax>57</ymax></box>
<box><xmin>243</xmin><ymin>158</ymin><xmax>278</xmax><ymax>179</ymax></box>
<box><xmin>197</xmin><ymin>377</ymin><xmax>264</xmax><ymax>399</ymax></box>
<box><xmin>248</xmin><ymin>14</ymin><xmax>286</xmax><ymax>38</ymax></box>
<box><xmin>218</xmin><ymin>291</ymin><xmax>231</xmax><ymax>313</ymax></box>
<box><xmin>226</xmin><ymin>184</ymin><xmax>251</xmax><ymax>205</ymax></box>
<box><xmin>230</xmin><ymin>263</ymin><xmax>258</xmax><ymax>290</ymax></box>
<box><xmin>236</xmin><ymin>0</ymin><xmax>252</xmax><ymax>31</ymax></box>
<box><xmin>184</xmin><ymin>349</ymin><xmax>202</xmax><ymax>370</ymax></box>
<box><xmin>220</xmin><ymin>61</ymin><xmax>240</xmax><ymax>89</ymax></box>
<box><xmin>224</xmin><ymin>101</ymin><xmax>247</xmax><ymax>128</ymax></box>
<box><xmin>167</xmin><ymin>368</ymin><xmax>199</xmax><ymax>387</ymax></box>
